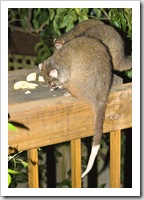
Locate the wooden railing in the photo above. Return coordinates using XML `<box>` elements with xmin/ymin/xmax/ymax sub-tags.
<box><xmin>8</xmin><ymin>69</ymin><xmax>132</xmax><ymax>188</ymax></box>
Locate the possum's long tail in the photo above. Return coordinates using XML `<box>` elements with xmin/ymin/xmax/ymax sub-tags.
<box><xmin>81</xmin><ymin>144</ymin><xmax>100</xmax><ymax>178</ymax></box>
<box><xmin>81</xmin><ymin>101</ymin><xmax>107</xmax><ymax>178</ymax></box>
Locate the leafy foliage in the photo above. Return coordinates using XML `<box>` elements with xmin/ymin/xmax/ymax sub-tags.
<box><xmin>8</xmin><ymin>123</ymin><xmax>18</xmax><ymax>132</ymax></box>
<box><xmin>8</xmin><ymin>8</ymin><xmax>132</xmax><ymax>69</ymax></box>
<box><xmin>8</xmin><ymin>123</ymin><xmax>28</xmax><ymax>187</ymax></box>
<box><xmin>8</xmin><ymin>151</ymin><xmax>28</xmax><ymax>187</ymax></box>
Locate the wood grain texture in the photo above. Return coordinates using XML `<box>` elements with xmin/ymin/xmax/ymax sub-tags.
<box><xmin>8</xmin><ymin>82</ymin><xmax>132</xmax><ymax>153</ymax></box>
<box><xmin>27</xmin><ymin>148</ymin><xmax>39</xmax><ymax>188</ymax></box>
<box><xmin>110</xmin><ymin>130</ymin><xmax>121</xmax><ymax>188</ymax></box>
<box><xmin>71</xmin><ymin>139</ymin><xmax>82</xmax><ymax>188</ymax></box>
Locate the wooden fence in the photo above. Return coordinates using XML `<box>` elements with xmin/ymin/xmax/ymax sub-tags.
<box><xmin>8</xmin><ymin>69</ymin><xmax>132</xmax><ymax>188</ymax></box>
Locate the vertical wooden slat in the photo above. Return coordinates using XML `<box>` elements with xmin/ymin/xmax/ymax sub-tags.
<box><xmin>71</xmin><ymin>139</ymin><xmax>82</xmax><ymax>188</ymax></box>
<box><xmin>110</xmin><ymin>130</ymin><xmax>121</xmax><ymax>188</ymax></box>
<box><xmin>27</xmin><ymin>148</ymin><xmax>39</xmax><ymax>188</ymax></box>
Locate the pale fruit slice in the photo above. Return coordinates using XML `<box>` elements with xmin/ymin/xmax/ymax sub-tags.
<box><xmin>14</xmin><ymin>81</ymin><xmax>38</xmax><ymax>89</ymax></box>
<box><xmin>26</xmin><ymin>73</ymin><xmax>36</xmax><ymax>81</ymax></box>
<box><xmin>26</xmin><ymin>72</ymin><xmax>44</xmax><ymax>82</ymax></box>
<box><xmin>38</xmin><ymin>75</ymin><xmax>44</xmax><ymax>82</ymax></box>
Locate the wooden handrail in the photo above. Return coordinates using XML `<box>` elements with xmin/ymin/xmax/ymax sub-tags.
<box><xmin>8</xmin><ymin>83</ymin><xmax>132</xmax><ymax>153</ymax></box>
<box><xmin>8</xmin><ymin>69</ymin><xmax>132</xmax><ymax>188</ymax></box>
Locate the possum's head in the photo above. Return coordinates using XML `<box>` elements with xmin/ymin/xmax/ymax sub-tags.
<box><xmin>53</xmin><ymin>38</ymin><xmax>65</xmax><ymax>49</ymax></box>
<box><xmin>39</xmin><ymin>60</ymin><xmax>62</xmax><ymax>90</ymax></box>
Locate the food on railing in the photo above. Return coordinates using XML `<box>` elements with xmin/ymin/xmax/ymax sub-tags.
<box><xmin>38</xmin><ymin>75</ymin><xmax>44</xmax><ymax>82</ymax></box>
<box><xmin>26</xmin><ymin>72</ymin><xmax>44</xmax><ymax>82</ymax></box>
<box><xmin>14</xmin><ymin>81</ymin><xmax>38</xmax><ymax>89</ymax></box>
<box><xmin>26</xmin><ymin>72</ymin><xmax>36</xmax><ymax>81</ymax></box>
<box><xmin>25</xmin><ymin>90</ymin><xmax>31</xmax><ymax>94</ymax></box>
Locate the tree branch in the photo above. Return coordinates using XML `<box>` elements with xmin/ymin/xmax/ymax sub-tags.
<box><xmin>101</xmin><ymin>9</ymin><xmax>111</xmax><ymax>20</ymax></box>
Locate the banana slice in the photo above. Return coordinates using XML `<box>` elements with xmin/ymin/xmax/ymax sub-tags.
<box><xmin>26</xmin><ymin>72</ymin><xmax>44</xmax><ymax>82</ymax></box>
<box><xmin>14</xmin><ymin>81</ymin><xmax>38</xmax><ymax>89</ymax></box>
<box><xmin>26</xmin><ymin>73</ymin><xmax>36</xmax><ymax>81</ymax></box>
<box><xmin>38</xmin><ymin>75</ymin><xmax>44</xmax><ymax>82</ymax></box>
<box><xmin>25</xmin><ymin>90</ymin><xmax>31</xmax><ymax>94</ymax></box>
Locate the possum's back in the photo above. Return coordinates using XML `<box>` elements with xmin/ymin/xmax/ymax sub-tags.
<box><xmin>52</xmin><ymin>37</ymin><xmax>112</xmax><ymax>101</ymax></box>
<box><xmin>54</xmin><ymin>19</ymin><xmax>104</xmax><ymax>46</ymax></box>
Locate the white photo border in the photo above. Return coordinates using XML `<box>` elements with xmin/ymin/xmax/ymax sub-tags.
<box><xmin>0</xmin><ymin>0</ymin><xmax>140</xmax><ymax>197</ymax></box>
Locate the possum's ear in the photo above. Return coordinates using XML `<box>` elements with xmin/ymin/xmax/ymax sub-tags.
<box><xmin>38</xmin><ymin>63</ymin><xmax>43</xmax><ymax>71</ymax></box>
<box><xmin>55</xmin><ymin>42</ymin><xmax>63</xmax><ymax>49</ymax></box>
<box><xmin>49</xmin><ymin>69</ymin><xmax>58</xmax><ymax>79</ymax></box>
<box><xmin>53</xmin><ymin>38</ymin><xmax>65</xmax><ymax>49</ymax></box>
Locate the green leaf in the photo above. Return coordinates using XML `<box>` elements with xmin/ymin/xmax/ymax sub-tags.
<box><xmin>80</xmin><ymin>8</ymin><xmax>89</xmax><ymax>15</ymax></box>
<box><xmin>59</xmin><ymin>14</ymin><xmax>70</xmax><ymax>29</ymax></box>
<box><xmin>60</xmin><ymin>10</ymin><xmax>77</xmax><ymax>32</ymax></box>
<box><xmin>21</xmin><ymin>161</ymin><xmax>28</xmax><ymax>168</ymax></box>
<box><xmin>75</xmin><ymin>8</ymin><xmax>80</xmax><ymax>15</ymax></box>
<box><xmin>56</xmin><ymin>8</ymin><xmax>68</xmax><ymax>15</ymax></box>
<box><xmin>78</xmin><ymin>8</ymin><xmax>88</xmax><ymax>22</ymax></box>
<box><xmin>16</xmin><ymin>159</ymin><xmax>28</xmax><ymax>168</ymax></box>
<box><xmin>20</xmin><ymin>9</ymin><xmax>29</xmax><ymax>29</ymax></box>
<box><xmin>34</xmin><ymin>41</ymin><xmax>44</xmax><ymax>52</ymax></box>
<box><xmin>32</xmin><ymin>9</ymin><xmax>40</xmax><ymax>29</ymax></box>
<box><xmin>66</xmin><ymin>23</ymin><xmax>75</xmax><ymax>32</ymax></box>
<box><xmin>8</xmin><ymin>169</ymin><xmax>20</xmax><ymax>174</ymax></box>
<box><xmin>32</xmin><ymin>9</ymin><xmax>49</xmax><ymax>29</ymax></box>
<box><xmin>37</xmin><ymin>45</ymin><xmax>51</xmax><ymax>62</ymax></box>
<box><xmin>8</xmin><ymin>9</ymin><xmax>16</xmax><ymax>22</ymax></box>
<box><xmin>49</xmin><ymin>8</ymin><xmax>55</xmax><ymax>21</ymax></box>
<box><xmin>121</xmin><ymin>16</ymin><xmax>127</xmax><ymax>32</ymax></box>
<box><xmin>8</xmin><ymin>123</ymin><xmax>18</xmax><ymax>132</ymax></box>
<box><xmin>78</xmin><ymin>15</ymin><xmax>88</xmax><ymax>22</ymax></box>
<box><xmin>8</xmin><ymin>173</ymin><xmax>11</xmax><ymax>187</ymax></box>
<box><xmin>53</xmin><ymin>14</ymin><xmax>62</xmax><ymax>36</ymax></box>
<box><xmin>125</xmin><ymin>69</ymin><xmax>132</xmax><ymax>78</ymax></box>
<box><xmin>37</xmin><ymin>46</ymin><xmax>48</xmax><ymax>56</ymax></box>
<box><xmin>93</xmin><ymin>8</ymin><xmax>102</xmax><ymax>18</ymax></box>
<box><xmin>99</xmin><ymin>183</ymin><xmax>106</xmax><ymax>188</ymax></box>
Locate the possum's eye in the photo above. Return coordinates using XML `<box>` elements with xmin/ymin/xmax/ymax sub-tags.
<box><xmin>49</xmin><ymin>69</ymin><xmax>58</xmax><ymax>79</ymax></box>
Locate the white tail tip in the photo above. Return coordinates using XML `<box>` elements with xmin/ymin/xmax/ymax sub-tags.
<box><xmin>82</xmin><ymin>144</ymin><xmax>100</xmax><ymax>178</ymax></box>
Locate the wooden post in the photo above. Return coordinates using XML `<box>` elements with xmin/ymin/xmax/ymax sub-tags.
<box><xmin>110</xmin><ymin>130</ymin><xmax>121</xmax><ymax>188</ymax></box>
<box><xmin>71</xmin><ymin>139</ymin><xmax>82</xmax><ymax>188</ymax></box>
<box><xmin>27</xmin><ymin>148</ymin><xmax>39</xmax><ymax>188</ymax></box>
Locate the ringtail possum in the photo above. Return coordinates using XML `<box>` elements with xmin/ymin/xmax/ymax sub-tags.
<box><xmin>39</xmin><ymin>36</ymin><xmax>112</xmax><ymax>178</ymax></box>
<box><xmin>53</xmin><ymin>19</ymin><xmax>104</xmax><ymax>49</ymax></box>
<box><xmin>54</xmin><ymin>19</ymin><xmax>132</xmax><ymax>72</ymax></box>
